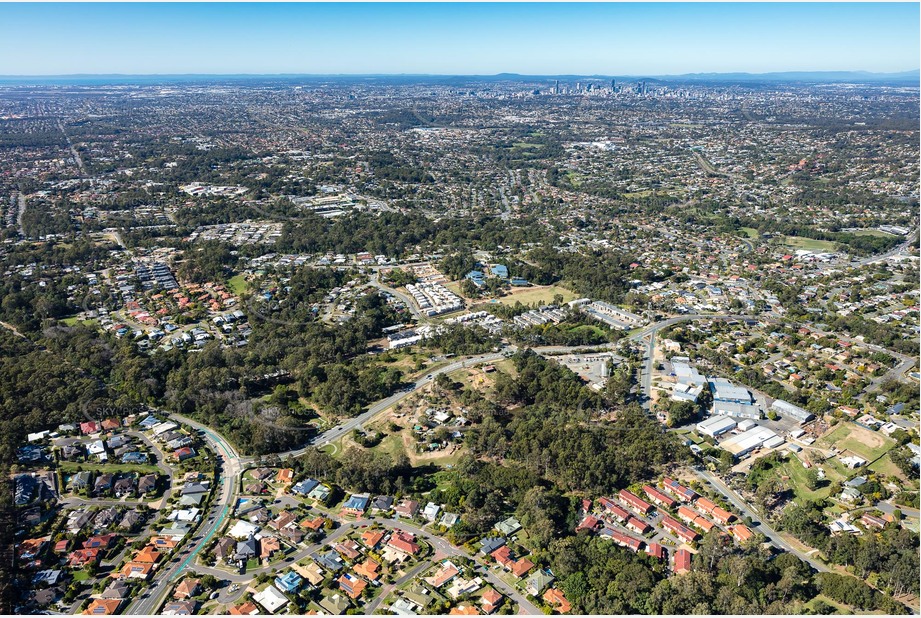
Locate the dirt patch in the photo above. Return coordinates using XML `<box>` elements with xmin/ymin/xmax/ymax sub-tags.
<box><xmin>400</xmin><ymin>431</ymin><xmax>464</xmax><ymax>465</ymax></box>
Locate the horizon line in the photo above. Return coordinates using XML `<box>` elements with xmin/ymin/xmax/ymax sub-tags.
<box><xmin>0</xmin><ymin>69</ymin><xmax>919</xmax><ymax>79</ymax></box>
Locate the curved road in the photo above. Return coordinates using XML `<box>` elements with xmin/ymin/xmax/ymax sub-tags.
<box><xmin>123</xmin><ymin>312</ymin><xmax>792</xmax><ymax>615</ymax></box>
<box><xmin>127</xmin><ymin>419</ymin><xmax>240</xmax><ymax>615</ymax></box>
<box><xmin>854</xmin><ymin>227</ymin><xmax>918</xmax><ymax>267</ymax></box>
<box><xmin>259</xmin><ymin>351</ymin><xmax>504</xmax><ymax>463</ymax></box>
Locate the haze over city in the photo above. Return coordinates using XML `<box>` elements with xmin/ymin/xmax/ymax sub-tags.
<box><xmin>0</xmin><ymin>2</ymin><xmax>919</xmax><ymax>618</ymax></box>
<box><xmin>0</xmin><ymin>2</ymin><xmax>919</xmax><ymax>75</ymax></box>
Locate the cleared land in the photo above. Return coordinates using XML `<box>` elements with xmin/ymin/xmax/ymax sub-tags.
<box><xmin>227</xmin><ymin>274</ymin><xmax>249</xmax><ymax>295</ymax></box>
<box><xmin>474</xmin><ymin>284</ymin><xmax>577</xmax><ymax>307</ymax></box>
<box><xmin>740</xmin><ymin>227</ymin><xmax>760</xmax><ymax>239</ymax></box>
<box><xmin>851</xmin><ymin>229</ymin><xmax>892</xmax><ymax>238</ymax></box>
<box><xmin>59</xmin><ymin>461</ymin><xmax>161</xmax><ymax>476</ymax></box>
<box><xmin>780</xmin><ymin>454</ymin><xmax>841</xmax><ymax>502</ymax></box>
<box><xmin>816</xmin><ymin>422</ymin><xmax>897</xmax><ymax>462</ymax></box>
<box><xmin>782</xmin><ymin>236</ymin><xmax>839</xmax><ymax>252</ymax></box>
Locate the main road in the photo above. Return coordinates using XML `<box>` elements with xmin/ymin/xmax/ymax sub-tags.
<box><xmin>853</xmin><ymin>227</ymin><xmax>918</xmax><ymax>267</ymax></box>
<box><xmin>628</xmin><ymin>313</ymin><xmax>756</xmax><ymax>411</ymax></box>
<box><xmin>692</xmin><ymin>467</ymin><xmax>829</xmax><ymax>573</ymax></box>
<box><xmin>126</xmin><ymin>417</ymin><xmax>240</xmax><ymax>615</ymax></box>
<box><xmin>122</xmin><ymin>312</ymin><xmax>760</xmax><ymax>614</ymax></box>
<box><xmin>263</xmin><ymin>351</ymin><xmax>504</xmax><ymax>462</ymax></box>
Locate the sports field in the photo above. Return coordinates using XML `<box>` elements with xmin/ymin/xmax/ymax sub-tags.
<box><xmin>782</xmin><ymin>236</ymin><xmax>838</xmax><ymax>252</ymax></box>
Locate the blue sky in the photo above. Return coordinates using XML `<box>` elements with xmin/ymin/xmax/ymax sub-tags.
<box><xmin>0</xmin><ymin>3</ymin><xmax>917</xmax><ymax>75</ymax></box>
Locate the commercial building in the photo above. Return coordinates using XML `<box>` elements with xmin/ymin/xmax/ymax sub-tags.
<box><xmin>709</xmin><ymin>378</ymin><xmax>753</xmax><ymax>404</ymax></box>
<box><xmin>695</xmin><ymin>415</ymin><xmax>737</xmax><ymax>438</ymax></box>
<box><xmin>712</xmin><ymin>401</ymin><xmax>762</xmax><ymax>420</ymax></box>
<box><xmin>719</xmin><ymin>426</ymin><xmax>779</xmax><ymax>458</ymax></box>
<box><xmin>770</xmin><ymin>399</ymin><xmax>814</xmax><ymax>423</ymax></box>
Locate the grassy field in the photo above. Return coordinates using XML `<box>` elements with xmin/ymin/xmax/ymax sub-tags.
<box><xmin>782</xmin><ymin>236</ymin><xmax>839</xmax><ymax>252</ymax></box>
<box><xmin>227</xmin><ymin>274</ymin><xmax>249</xmax><ymax>295</ymax></box>
<box><xmin>60</xmin><ymin>316</ymin><xmax>98</xmax><ymax>327</ymax></box>
<box><xmin>780</xmin><ymin>455</ymin><xmax>840</xmax><ymax>502</ymax></box>
<box><xmin>623</xmin><ymin>190</ymin><xmax>654</xmax><ymax>199</ymax></box>
<box><xmin>804</xmin><ymin>593</ymin><xmax>869</xmax><ymax>615</ymax></box>
<box><xmin>851</xmin><ymin>229</ymin><xmax>891</xmax><ymax>238</ymax></box>
<box><xmin>443</xmin><ymin>280</ymin><xmax>467</xmax><ymax>298</ymax></box>
<box><xmin>568</xmin><ymin>324</ymin><xmax>607</xmax><ymax>338</ymax></box>
<box><xmin>475</xmin><ymin>284</ymin><xmax>577</xmax><ymax>308</ymax></box>
<box><xmin>868</xmin><ymin>452</ymin><xmax>916</xmax><ymax>484</ymax></box>
<box><xmin>740</xmin><ymin>227</ymin><xmax>760</xmax><ymax>239</ymax></box>
<box><xmin>817</xmin><ymin>423</ymin><xmax>897</xmax><ymax>462</ymax></box>
<box><xmin>60</xmin><ymin>461</ymin><xmax>161</xmax><ymax>475</ymax></box>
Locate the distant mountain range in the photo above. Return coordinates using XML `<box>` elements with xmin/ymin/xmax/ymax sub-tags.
<box><xmin>654</xmin><ymin>70</ymin><xmax>921</xmax><ymax>83</ymax></box>
<box><xmin>0</xmin><ymin>70</ymin><xmax>917</xmax><ymax>86</ymax></box>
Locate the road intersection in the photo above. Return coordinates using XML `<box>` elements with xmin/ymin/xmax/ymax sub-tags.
<box><xmin>124</xmin><ymin>309</ymin><xmax>911</xmax><ymax>614</ymax></box>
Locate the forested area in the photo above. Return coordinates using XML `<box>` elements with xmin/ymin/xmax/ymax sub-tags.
<box><xmin>278</xmin><ymin>210</ymin><xmax>552</xmax><ymax>256</ymax></box>
<box><xmin>467</xmin><ymin>351</ymin><xmax>684</xmax><ymax>494</ymax></box>
<box><xmin>522</xmin><ymin>246</ymin><xmax>640</xmax><ymax>304</ymax></box>
<box><xmin>780</xmin><ymin>502</ymin><xmax>920</xmax><ymax>600</ymax></box>
<box><xmin>554</xmin><ymin>533</ymin><xmax>821</xmax><ymax>615</ymax></box>
<box><xmin>0</xmin><ymin>261</ymin><xmax>408</xmax><ymax>456</ymax></box>
<box><xmin>509</xmin><ymin>314</ymin><xmax>618</xmax><ymax>347</ymax></box>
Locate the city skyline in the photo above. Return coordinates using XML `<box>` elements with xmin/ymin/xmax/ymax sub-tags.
<box><xmin>0</xmin><ymin>2</ymin><xmax>918</xmax><ymax>76</ymax></box>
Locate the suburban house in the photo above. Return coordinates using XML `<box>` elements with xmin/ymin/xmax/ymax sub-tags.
<box><xmin>618</xmin><ymin>490</ymin><xmax>653</xmax><ymax>515</ymax></box>
<box><xmin>673</xmin><ymin>548</ymin><xmax>692</xmax><ymax>574</ymax></box>
<box><xmin>173</xmin><ymin>578</ymin><xmax>201</xmax><ymax>600</ymax></box>
<box><xmin>394</xmin><ymin>499</ymin><xmax>420</xmax><ymax>518</ymax></box>
<box><xmin>340</xmin><ymin>494</ymin><xmax>370</xmax><ymax>517</ymax></box>
<box><xmin>338</xmin><ymin>573</ymin><xmax>368</xmax><ymax>599</ymax></box>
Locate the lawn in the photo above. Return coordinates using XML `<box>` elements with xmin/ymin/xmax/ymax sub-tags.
<box><xmin>478</xmin><ymin>284</ymin><xmax>577</xmax><ymax>307</ymax></box>
<box><xmin>816</xmin><ymin>423</ymin><xmax>897</xmax><ymax>462</ymax></box>
<box><xmin>568</xmin><ymin>324</ymin><xmax>607</xmax><ymax>338</ymax></box>
<box><xmin>782</xmin><ymin>236</ymin><xmax>839</xmax><ymax>252</ymax></box>
<box><xmin>60</xmin><ymin>315</ymin><xmax>98</xmax><ymax>327</ymax></box>
<box><xmin>362</xmin><ymin>431</ymin><xmax>465</xmax><ymax>468</ymax></box>
<box><xmin>740</xmin><ymin>227</ymin><xmax>760</xmax><ymax>239</ymax></box>
<box><xmin>492</xmin><ymin>359</ymin><xmax>518</xmax><ymax>378</ymax></box>
<box><xmin>443</xmin><ymin>280</ymin><xmax>463</xmax><ymax>296</ymax></box>
<box><xmin>804</xmin><ymin>593</ymin><xmax>853</xmax><ymax>614</ymax></box>
<box><xmin>868</xmin><ymin>452</ymin><xmax>916</xmax><ymax>484</ymax></box>
<box><xmin>72</xmin><ymin>570</ymin><xmax>91</xmax><ymax>582</ymax></box>
<box><xmin>227</xmin><ymin>274</ymin><xmax>249</xmax><ymax>295</ymax></box>
<box><xmin>371</xmin><ymin>433</ymin><xmax>406</xmax><ymax>460</ymax></box>
<box><xmin>623</xmin><ymin>190</ymin><xmax>654</xmax><ymax>199</ymax></box>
